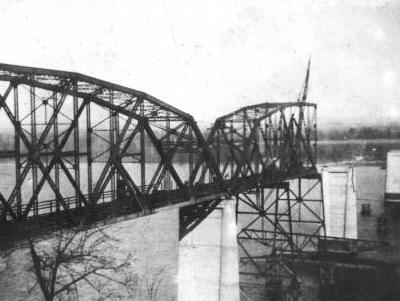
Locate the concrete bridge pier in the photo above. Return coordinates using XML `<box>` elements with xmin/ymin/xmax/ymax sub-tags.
<box><xmin>178</xmin><ymin>199</ymin><xmax>240</xmax><ymax>301</ymax></box>
<box><xmin>322</xmin><ymin>167</ymin><xmax>358</xmax><ymax>239</ymax></box>
<box><xmin>219</xmin><ymin>200</ymin><xmax>240</xmax><ymax>301</ymax></box>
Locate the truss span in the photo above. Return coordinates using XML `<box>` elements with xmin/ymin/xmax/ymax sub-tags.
<box><xmin>194</xmin><ymin>101</ymin><xmax>318</xmax><ymax>188</ymax></box>
<box><xmin>0</xmin><ymin>63</ymin><xmax>223</xmax><ymax>230</ymax></box>
<box><xmin>0</xmin><ymin>63</ymin><xmax>322</xmax><ymax>247</ymax></box>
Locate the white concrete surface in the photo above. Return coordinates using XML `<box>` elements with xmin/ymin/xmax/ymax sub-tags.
<box><xmin>0</xmin><ymin>210</ymin><xmax>180</xmax><ymax>301</ymax></box>
<box><xmin>178</xmin><ymin>200</ymin><xmax>240</xmax><ymax>301</ymax></box>
<box><xmin>322</xmin><ymin>167</ymin><xmax>358</xmax><ymax>239</ymax></box>
<box><xmin>385</xmin><ymin>150</ymin><xmax>400</xmax><ymax>202</ymax></box>
<box><xmin>219</xmin><ymin>201</ymin><xmax>240</xmax><ymax>301</ymax></box>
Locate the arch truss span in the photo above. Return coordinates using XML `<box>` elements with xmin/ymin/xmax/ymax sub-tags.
<box><xmin>0</xmin><ymin>63</ymin><xmax>223</xmax><ymax>231</ymax></box>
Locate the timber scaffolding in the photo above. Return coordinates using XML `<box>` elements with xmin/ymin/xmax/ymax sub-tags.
<box><xmin>0</xmin><ymin>63</ymin><xmax>393</xmax><ymax>296</ymax></box>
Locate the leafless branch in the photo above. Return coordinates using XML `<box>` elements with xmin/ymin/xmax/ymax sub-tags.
<box><xmin>26</xmin><ymin>226</ymin><xmax>136</xmax><ymax>301</ymax></box>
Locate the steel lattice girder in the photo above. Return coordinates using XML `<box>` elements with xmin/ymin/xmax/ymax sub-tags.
<box><xmin>237</xmin><ymin>176</ymin><xmax>326</xmax><ymax>286</ymax></box>
<box><xmin>193</xmin><ymin>102</ymin><xmax>318</xmax><ymax>187</ymax></box>
<box><xmin>237</xmin><ymin>176</ymin><xmax>325</xmax><ymax>253</ymax></box>
<box><xmin>0</xmin><ymin>63</ymin><xmax>223</xmax><ymax>223</ymax></box>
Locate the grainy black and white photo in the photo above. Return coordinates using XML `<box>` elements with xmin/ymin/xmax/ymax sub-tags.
<box><xmin>0</xmin><ymin>1</ymin><xmax>399</xmax><ymax>300</ymax></box>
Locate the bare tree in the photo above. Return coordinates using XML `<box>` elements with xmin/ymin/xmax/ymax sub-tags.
<box><xmin>145</xmin><ymin>268</ymin><xmax>165</xmax><ymax>301</ymax></box>
<box><xmin>26</xmin><ymin>226</ymin><xmax>135</xmax><ymax>301</ymax></box>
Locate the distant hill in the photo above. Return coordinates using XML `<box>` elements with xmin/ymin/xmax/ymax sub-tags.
<box><xmin>319</xmin><ymin>125</ymin><xmax>400</xmax><ymax>141</ymax></box>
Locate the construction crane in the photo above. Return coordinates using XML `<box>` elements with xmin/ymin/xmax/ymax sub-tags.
<box><xmin>298</xmin><ymin>58</ymin><xmax>311</xmax><ymax>103</ymax></box>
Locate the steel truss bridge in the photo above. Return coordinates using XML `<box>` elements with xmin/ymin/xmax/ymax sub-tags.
<box><xmin>0</xmin><ymin>63</ymin><xmax>387</xmax><ymax>296</ymax></box>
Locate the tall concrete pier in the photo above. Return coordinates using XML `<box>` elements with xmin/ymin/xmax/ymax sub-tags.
<box><xmin>322</xmin><ymin>167</ymin><xmax>358</xmax><ymax>239</ymax></box>
<box><xmin>219</xmin><ymin>201</ymin><xmax>240</xmax><ymax>301</ymax></box>
<box><xmin>178</xmin><ymin>200</ymin><xmax>240</xmax><ymax>301</ymax></box>
<box><xmin>385</xmin><ymin>150</ymin><xmax>400</xmax><ymax>203</ymax></box>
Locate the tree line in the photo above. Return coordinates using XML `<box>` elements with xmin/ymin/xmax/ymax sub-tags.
<box><xmin>319</xmin><ymin>125</ymin><xmax>400</xmax><ymax>140</ymax></box>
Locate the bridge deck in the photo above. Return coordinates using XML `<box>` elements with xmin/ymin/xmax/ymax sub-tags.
<box><xmin>0</xmin><ymin>169</ymin><xmax>319</xmax><ymax>244</ymax></box>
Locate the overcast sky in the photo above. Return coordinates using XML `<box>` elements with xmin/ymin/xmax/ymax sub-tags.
<box><xmin>0</xmin><ymin>0</ymin><xmax>399</xmax><ymax>128</ymax></box>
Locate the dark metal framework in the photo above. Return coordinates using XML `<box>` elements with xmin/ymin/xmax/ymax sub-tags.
<box><xmin>0</xmin><ymin>63</ymin><xmax>224</xmax><ymax>233</ymax></box>
<box><xmin>199</xmin><ymin>101</ymin><xmax>326</xmax><ymax>279</ymax></box>
<box><xmin>206</xmin><ymin>102</ymin><xmax>318</xmax><ymax>181</ymax></box>
<box><xmin>0</xmin><ymin>62</ymin><xmax>391</xmax><ymax>300</ymax></box>
<box><xmin>0</xmin><ymin>63</ymin><xmax>324</xmax><ymax>255</ymax></box>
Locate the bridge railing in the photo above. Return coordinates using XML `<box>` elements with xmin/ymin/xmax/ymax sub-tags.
<box><xmin>1</xmin><ymin>190</ymin><xmax>114</xmax><ymax>219</ymax></box>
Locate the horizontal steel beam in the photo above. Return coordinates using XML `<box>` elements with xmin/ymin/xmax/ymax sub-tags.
<box><xmin>0</xmin><ymin>62</ymin><xmax>193</xmax><ymax>121</ymax></box>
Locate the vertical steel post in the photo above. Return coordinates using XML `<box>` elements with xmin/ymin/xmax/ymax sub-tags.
<box><xmin>53</xmin><ymin>92</ymin><xmax>60</xmax><ymax>212</ymax></box>
<box><xmin>264</xmin><ymin>122</ymin><xmax>268</xmax><ymax>155</ymax></box>
<box><xmin>254</xmin><ymin>117</ymin><xmax>260</xmax><ymax>177</ymax></box>
<box><xmin>286</xmin><ymin>185</ymin><xmax>294</xmax><ymax>253</ymax></box>
<box><xmin>200</xmin><ymin>127</ymin><xmax>208</xmax><ymax>183</ymax></box>
<box><xmin>242</xmin><ymin>109</ymin><xmax>247</xmax><ymax>176</ymax></box>
<box><xmin>298</xmin><ymin>177</ymin><xmax>302</xmax><ymax>221</ymax></box>
<box><xmin>115</xmin><ymin>100</ymin><xmax>120</xmax><ymax>182</ymax></box>
<box><xmin>73</xmin><ymin>84</ymin><xmax>80</xmax><ymax>206</ymax></box>
<box><xmin>261</xmin><ymin>188</ymin><xmax>265</xmax><ymax>241</ymax></box>
<box><xmin>230</xmin><ymin>121</ymin><xmax>234</xmax><ymax>178</ymax></box>
<box><xmin>188</xmin><ymin>125</ymin><xmax>193</xmax><ymax>186</ymax></box>
<box><xmin>86</xmin><ymin>102</ymin><xmax>93</xmax><ymax>202</ymax></box>
<box><xmin>273</xmin><ymin>187</ymin><xmax>280</xmax><ymax>251</ymax></box>
<box><xmin>216</xmin><ymin>128</ymin><xmax>220</xmax><ymax>169</ymax></box>
<box><xmin>109</xmin><ymin>90</ymin><xmax>116</xmax><ymax>202</ymax></box>
<box><xmin>14</xmin><ymin>85</ymin><xmax>21</xmax><ymax>218</ymax></box>
<box><xmin>30</xmin><ymin>86</ymin><xmax>38</xmax><ymax>216</ymax></box>
<box><xmin>140</xmin><ymin>101</ymin><xmax>145</xmax><ymax>193</ymax></box>
<box><xmin>164</xmin><ymin>111</ymin><xmax>171</xmax><ymax>189</ymax></box>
